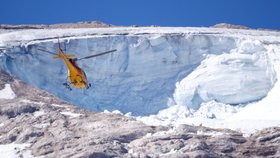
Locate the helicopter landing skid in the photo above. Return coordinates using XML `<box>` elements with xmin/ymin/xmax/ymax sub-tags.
<box><xmin>63</xmin><ymin>83</ymin><xmax>72</xmax><ymax>91</ymax></box>
<box><xmin>86</xmin><ymin>83</ymin><xmax>92</xmax><ymax>89</ymax></box>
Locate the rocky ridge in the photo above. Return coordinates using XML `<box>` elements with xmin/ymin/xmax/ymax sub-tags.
<box><xmin>0</xmin><ymin>69</ymin><xmax>280</xmax><ymax>157</ymax></box>
<box><xmin>211</xmin><ymin>23</ymin><xmax>250</xmax><ymax>30</ymax></box>
<box><xmin>0</xmin><ymin>21</ymin><xmax>113</xmax><ymax>30</ymax></box>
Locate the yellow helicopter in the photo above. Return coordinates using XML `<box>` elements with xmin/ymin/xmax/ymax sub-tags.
<box><xmin>38</xmin><ymin>39</ymin><xmax>116</xmax><ymax>90</ymax></box>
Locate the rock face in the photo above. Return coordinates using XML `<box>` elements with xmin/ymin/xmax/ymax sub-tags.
<box><xmin>0</xmin><ymin>70</ymin><xmax>280</xmax><ymax>158</ymax></box>
<box><xmin>127</xmin><ymin>125</ymin><xmax>280</xmax><ymax>158</ymax></box>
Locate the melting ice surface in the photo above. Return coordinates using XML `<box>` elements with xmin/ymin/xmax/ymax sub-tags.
<box><xmin>1</xmin><ymin>27</ymin><xmax>280</xmax><ymax>133</ymax></box>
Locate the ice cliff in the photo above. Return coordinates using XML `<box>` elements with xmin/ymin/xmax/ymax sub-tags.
<box><xmin>0</xmin><ymin>27</ymin><xmax>279</xmax><ymax>117</ymax></box>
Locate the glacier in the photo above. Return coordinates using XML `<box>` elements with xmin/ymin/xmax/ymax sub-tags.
<box><xmin>1</xmin><ymin>27</ymin><xmax>280</xmax><ymax>132</ymax></box>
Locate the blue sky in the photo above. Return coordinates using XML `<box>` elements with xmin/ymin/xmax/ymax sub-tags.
<box><xmin>1</xmin><ymin>0</ymin><xmax>279</xmax><ymax>29</ymax></box>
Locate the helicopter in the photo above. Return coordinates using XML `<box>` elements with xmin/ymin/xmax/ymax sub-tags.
<box><xmin>38</xmin><ymin>39</ymin><xmax>116</xmax><ymax>90</ymax></box>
